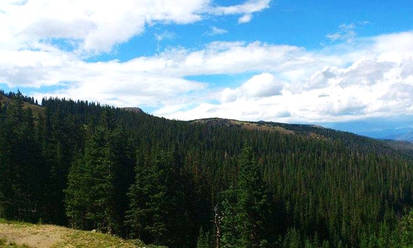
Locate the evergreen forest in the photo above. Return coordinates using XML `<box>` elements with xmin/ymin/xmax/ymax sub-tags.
<box><xmin>0</xmin><ymin>90</ymin><xmax>412</xmax><ymax>248</ymax></box>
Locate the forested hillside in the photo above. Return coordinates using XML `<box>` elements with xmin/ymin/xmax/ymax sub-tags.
<box><xmin>0</xmin><ymin>90</ymin><xmax>412</xmax><ymax>248</ymax></box>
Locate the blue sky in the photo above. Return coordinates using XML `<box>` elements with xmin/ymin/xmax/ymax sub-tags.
<box><xmin>87</xmin><ymin>0</ymin><xmax>413</xmax><ymax>60</ymax></box>
<box><xmin>112</xmin><ymin>1</ymin><xmax>412</xmax><ymax>54</ymax></box>
<box><xmin>1</xmin><ymin>0</ymin><xmax>413</xmax><ymax>139</ymax></box>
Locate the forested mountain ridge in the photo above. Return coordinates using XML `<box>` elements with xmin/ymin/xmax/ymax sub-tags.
<box><xmin>0</xmin><ymin>90</ymin><xmax>409</xmax><ymax>157</ymax></box>
<box><xmin>0</xmin><ymin>90</ymin><xmax>412</xmax><ymax>248</ymax></box>
<box><xmin>192</xmin><ymin>117</ymin><xmax>413</xmax><ymax>158</ymax></box>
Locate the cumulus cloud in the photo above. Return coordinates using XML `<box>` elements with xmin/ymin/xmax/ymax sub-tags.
<box><xmin>3</xmin><ymin>32</ymin><xmax>413</xmax><ymax>122</ymax></box>
<box><xmin>220</xmin><ymin>73</ymin><xmax>284</xmax><ymax>102</ymax></box>
<box><xmin>0</xmin><ymin>44</ymin><xmax>207</xmax><ymax>107</ymax></box>
<box><xmin>0</xmin><ymin>0</ymin><xmax>210</xmax><ymax>53</ymax></box>
<box><xmin>3</xmin><ymin>31</ymin><xmax>413</xmax><ymax>122</ymax></box>
<box><xmin>0</xmin><ymin>0</ymin><xmax>271</xmax><ymax>54</ymax></box>
<box><xmin>154</xmin><ymin>32</ymin><xmax>413</xmax><ymax>122</ymax></box>
<box><xmin>1</xmin><ymin>0</ymin><xmax>413</xmax><ymax>123</ymax></box>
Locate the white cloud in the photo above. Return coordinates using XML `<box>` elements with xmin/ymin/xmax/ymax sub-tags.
<box><xmin>205</xmin><ymin>26</ymin><xmax>228</xmax><ymax>36</ymax></box>
<box><xmin>0</xmin><ymin>45</ymin><xmax>207</xmax><ymax>108</ymax></box>
<box><xmin>154</xmin><ymin>32</ymin><xmax>413</xmax><ymax>122</ymax></box>
<box><xmin>0</xmin><ymin>0</ymin><xmax>271</xmax><ymax>54</ymax></box>
<box><xmin>220</xmin><ymin>73</ymin><xmax>284</xmax><ymax>102</ymax></box>
<box><xmin>212</xmin><ymin>0</ymin><xmax>270</xmax><ymax>24</ymax></box>
<box><xmin>1</xmin><ymin>0</ymin><xmax>209</xmax><ymax>53</ymax></box>
<box><xmin>1</xmin><ymin>0</ymin><xmax>413</xmax><ymax>123</ymax></box>
<box><xmin>211</xmin><ymin>0</ymin><xmax>270</xmax><ymax>15</ymax></box>
<box><xmin>326</xmin><ymin>24</ymin><xmax>357</xmax><ymax>43</ymax></box>
<box><xmin>238</xmin><ymin>14</ymin><xmax>252</xmax><ymax>24</ymax></box>
<box><xmin>4</xmin><ymin>32</ymin><xmax>413</xmax><ymax>122</ymax></box>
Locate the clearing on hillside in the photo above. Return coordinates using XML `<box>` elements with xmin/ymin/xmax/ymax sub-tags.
<box><xmin>0</xmin><ymin>219</ymin><xmax>162</xmax><ymax>248</ymax></box>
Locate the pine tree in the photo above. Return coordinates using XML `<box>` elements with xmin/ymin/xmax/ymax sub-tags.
<box><xmin>65</xmin><ymin>127</ymin><xmax>116</xmax><ymax>232</ymax></box>
<box><xmin>220</xmin><ymin>192</ymin><xmax>242</xmax><ymax>248</ymax></box>
<box><xmin>65</xmin><ymin>154</ymin><xmax>91</xmax><ymax>229</ymax></box>
<box><xmin>107</xmin><ymin>127</ymin><xmax>135</xmax><ymax>235</ymax></box>
<box><xmin>126</xmin><ymin>149</ymin><xmax>192</xmax><ymax>247</ymax></box>
<box><xmin>220</xmin><ymin>145</ymin><xmax>272</xmax><ymax>248</ymax></box>
<box><xmin>0</xmin><ymin>99</ymin><xmax>44</xmax><ymax>222</ymax></box>
<box><xmin>125</xmin><ymin>150</ymin><xmax>169</xmax><ymax>244</ymax></box>
<box><xmin>236</xmin><ymin>145</ymin><xmax>271</xmax><ymax>247</ymax></box>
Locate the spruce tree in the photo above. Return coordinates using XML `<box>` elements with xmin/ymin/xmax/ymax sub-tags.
<box><xmin>220</xmin><ymin>145</ymin><xmax>272</xmax><ymax>248</ymax></box>
<box><xmin>65</xmin><ymin>154</ymin><xmax>91</xmax><ymax>229</ymax></box>
<box><xmin>220</xmin><ymin>193</ymin><xmax>242</xmax><ymax>248</ymax></box>
<box><xmin>107</xmin><ymin>127</ymin><xmax>135</xmax><ymax>235</ymax></box>
<box><xmin>0</xmin><ymin>99</ymin><xmax>44</xmax><ymax>222</ymax></box>
<box><xmin>65</xmin><ymin>127</ymin><xmax>116</xmax><ymax>232</ymax></box>
<box><xmin>126</xmin><ymin>149</ymin><xmax>192</xmax><ymax>247</ymax></box>
<box><xmin>125</xmin><ymin>150</ymin><xmax>169</xmax><ymax>244</ymax></box>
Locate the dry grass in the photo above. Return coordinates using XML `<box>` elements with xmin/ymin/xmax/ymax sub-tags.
<box><xmin>192</xmin><ymin>118</ymin><xmax>295</xmax><ymax>135</ymax></box>
<box><xmin>0</xmin><ymin>238</ymin><xmax>30</xmax><ymax>248</ymax></box>
<box><xmin>0</xmin><ymin>219</ymin><xmax>161</xmax><ymax>248</ymax></box>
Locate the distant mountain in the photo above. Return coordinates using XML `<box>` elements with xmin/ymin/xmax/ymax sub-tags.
<box><xmin>320</xmin><ymin>116</ymin><xmax>413</xmax><ymax>142</ymax></box>
<box><xmin>385</xmin><ymin>131</ymin><xmax>413</xmax><ymax>142</ymax></box>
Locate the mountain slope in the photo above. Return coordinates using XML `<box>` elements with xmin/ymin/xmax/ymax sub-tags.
<box><xmin>1</xmin><ymin>91</ymin><xmax>412</xmax><ymax>248</ymax></box>
<box><xmin>192</xmin><ymin>117</ymin><xmax>413</xmax><ymax>157</ymax></box>
<box><xmin>383</xmin><ymin>139</ymin><xmax>413</xmax><ymax>156</ymax></box>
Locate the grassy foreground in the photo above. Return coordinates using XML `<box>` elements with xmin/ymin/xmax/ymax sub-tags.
<box><xmin>0</xmin><ymin>219</ymin><xmax>163</xmax><ymax>248</ymax></box>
